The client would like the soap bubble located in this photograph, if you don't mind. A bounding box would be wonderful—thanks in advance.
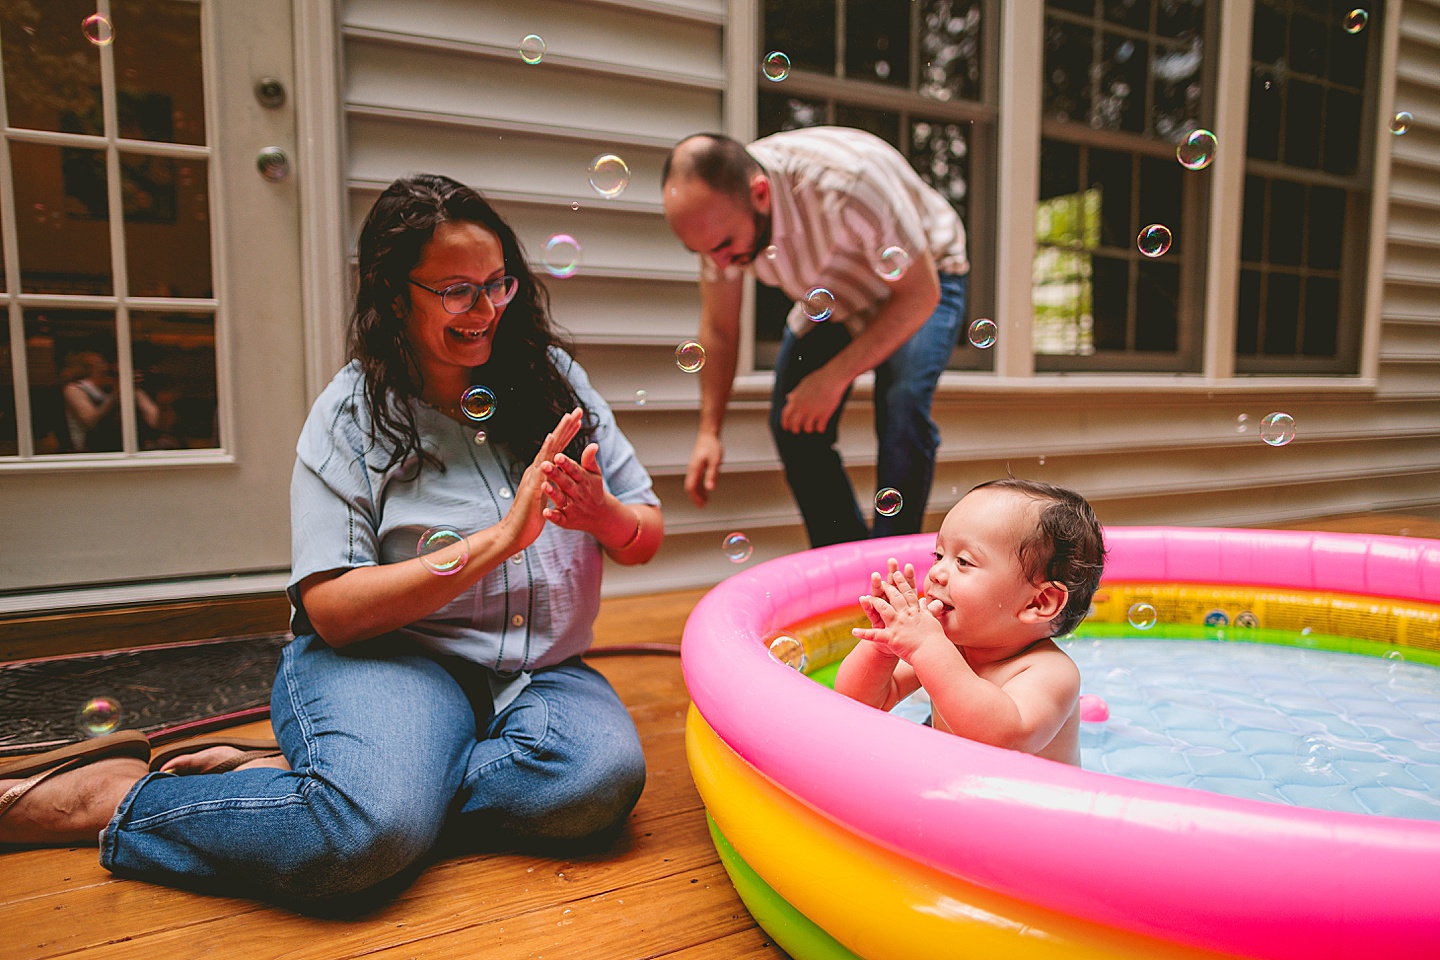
[474,430,487,445]
[1138,224,1172,257]
[675,340,706,373]
[767,635,808,672]
[1384,648,1406,662]
[722,531,753,563]
[875,245,912,281]
[1390,111,1412,135]
[542,234,582,278]
[587,154,630,199]
[1236,413,1249,433]
[1176,129,1217,170]
[968,318,997,348]
[762,51,791,81]
[460,385,497,421]
[82,13,114,45]
[499,486,512,499]
[874,487,903,517]
[634,389,647,406]
[77,696,122,736]
[570,201,579,211]
[1127,602,1158,630]
[762,245,778,261]
[1296,735,1337,776]
[1343,9,1368,33]
[803,287,835,322]
[418,526,469,575]
[519,34,546,64]
[1260,412,1295,446]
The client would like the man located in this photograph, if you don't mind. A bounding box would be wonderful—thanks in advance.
[661,127,970,547]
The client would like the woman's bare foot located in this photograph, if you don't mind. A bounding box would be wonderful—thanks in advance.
[160,746,290,775]
[0,757,148,846]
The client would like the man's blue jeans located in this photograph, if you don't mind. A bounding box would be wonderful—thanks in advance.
[770,272,968,547]
[99,633,646,902]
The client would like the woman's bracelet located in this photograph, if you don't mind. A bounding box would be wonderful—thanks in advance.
[616,510,643,551]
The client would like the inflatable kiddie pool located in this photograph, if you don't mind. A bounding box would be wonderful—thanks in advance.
[682,527,1440,960]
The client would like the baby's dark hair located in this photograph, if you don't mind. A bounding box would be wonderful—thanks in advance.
[969,478,1106,637]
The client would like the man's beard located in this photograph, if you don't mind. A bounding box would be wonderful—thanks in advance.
[733,209,772,267]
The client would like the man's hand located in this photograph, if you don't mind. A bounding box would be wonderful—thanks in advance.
[684,432,723,507]
[779,367,849,434]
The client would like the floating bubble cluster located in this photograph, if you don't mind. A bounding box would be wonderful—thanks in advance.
[722,531,753,563]
[968,318,997,348]
[460,385,497,422]
[1343,8,1368,33]
[767,635,808,672]
[519,34,546,64]
[1138,224,1173,257]
[1390,111,1412,135]
[587,154,630,199]
[1176,129,1217,170]
[676,340,706,373]
[875,245,912,281]
[1127,602,1158,630]
[542,234,582,278]
[82,13,114,46]
[418,526,468,575]
[1260,412,1295,446]
[77,696,122,737]
[762,51,790,82]
[803,287,835,322]
[874,487,903,517]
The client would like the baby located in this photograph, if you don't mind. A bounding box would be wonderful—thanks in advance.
[835,479,1105,765]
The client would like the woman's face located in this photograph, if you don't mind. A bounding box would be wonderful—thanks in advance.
[403,220,509,391]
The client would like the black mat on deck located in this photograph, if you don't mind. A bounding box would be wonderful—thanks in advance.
[0,633,290,756]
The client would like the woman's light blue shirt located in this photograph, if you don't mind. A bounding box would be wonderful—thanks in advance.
[287,351,659,711]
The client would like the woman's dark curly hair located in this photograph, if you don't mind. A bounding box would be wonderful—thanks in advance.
[970,478,1107,637]
[349,173,593,477]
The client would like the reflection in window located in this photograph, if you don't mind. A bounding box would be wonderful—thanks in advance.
[130,313,218,450]
[1034,188,1100,355]
[12,142,115,296]
[23,309,119,455]
[0,0,103,135]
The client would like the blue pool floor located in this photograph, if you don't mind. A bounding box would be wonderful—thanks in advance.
[891,637,1440,822]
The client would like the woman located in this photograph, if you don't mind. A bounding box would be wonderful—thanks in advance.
[0,174,664,902]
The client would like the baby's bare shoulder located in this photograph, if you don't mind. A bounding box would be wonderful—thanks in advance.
[996,639,1080,687]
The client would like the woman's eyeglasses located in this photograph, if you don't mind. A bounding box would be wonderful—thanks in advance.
[408,276,519,313]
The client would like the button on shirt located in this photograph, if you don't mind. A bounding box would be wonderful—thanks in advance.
[287,351,660,712]
[703,126,969,338]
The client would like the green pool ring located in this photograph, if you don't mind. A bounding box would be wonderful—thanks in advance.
[707,813,861,960]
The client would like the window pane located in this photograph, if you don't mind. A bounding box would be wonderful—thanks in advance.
[1247,66,1282,161]
[1039,138,1082,204]
[111,0,206,145]
[1307,185,1344,270]
[758,91,826,135]
[1283,78,1324,169]
[25,308,118,454]
[1236,268,1261,354]
[1264,273,1300,355]
[1097,32,1147,132]
[1091,255,1129,350]
[1044,17,1093,123]
[1329,13,1369,87]
[1267,179,1304,266]
[1153,36,1203,138]
[1090,148,1132,248]
[1,0,103,135]
[1240,174,1265,263]
[846,0,909,87]
[1323,87,1361,175]
[1156,0,1205,39]
[1033,247,1096,355]
[131,312,217,449]
[1289,10,1327,77]
[763,0,835,76]
[919,0,984,103]
[12,142,114,296]
[910,118,971,210]
[0,218,6,291]
[833,104,900,148]
[1302,276,1338,356]
[1136,259,1179,351]
[1105,0,1150,30]
[0,314,14,456]
[122,154,213,298]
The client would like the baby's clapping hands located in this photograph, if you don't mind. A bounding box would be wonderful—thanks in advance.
[854,558,950,663]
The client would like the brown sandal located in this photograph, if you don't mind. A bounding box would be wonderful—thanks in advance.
[149,736,282,774]
[0,731,151,820]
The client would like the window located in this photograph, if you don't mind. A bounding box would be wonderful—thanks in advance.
[0,0,219,458]
[1035,0,1212,371]
[1236,0,1379,374]
[754,0,997,370]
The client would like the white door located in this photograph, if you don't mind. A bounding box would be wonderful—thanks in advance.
[0,0,308,594]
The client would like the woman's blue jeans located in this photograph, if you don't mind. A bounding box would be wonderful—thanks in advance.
[770,272,968,547]
[99,634,646,902]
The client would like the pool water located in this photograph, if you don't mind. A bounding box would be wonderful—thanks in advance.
[892,638,1440,822]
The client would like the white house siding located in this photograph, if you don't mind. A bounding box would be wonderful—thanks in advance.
[340,0,1440,597]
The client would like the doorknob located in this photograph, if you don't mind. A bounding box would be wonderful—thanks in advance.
[254,77,287,109]
[256,146,291,182]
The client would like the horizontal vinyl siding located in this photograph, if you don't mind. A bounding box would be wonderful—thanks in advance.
[342,0,1440,598]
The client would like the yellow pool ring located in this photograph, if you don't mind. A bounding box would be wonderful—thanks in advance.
[688,707,1231,960]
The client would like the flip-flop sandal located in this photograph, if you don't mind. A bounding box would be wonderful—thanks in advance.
[149,736,283,774]
[0,731,152,820]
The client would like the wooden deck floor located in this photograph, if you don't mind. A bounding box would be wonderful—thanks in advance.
[3,511,1438,960]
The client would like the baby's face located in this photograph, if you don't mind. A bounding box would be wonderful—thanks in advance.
[923,489,1043,648]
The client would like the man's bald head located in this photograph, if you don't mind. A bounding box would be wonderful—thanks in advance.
[662,133,761,203]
